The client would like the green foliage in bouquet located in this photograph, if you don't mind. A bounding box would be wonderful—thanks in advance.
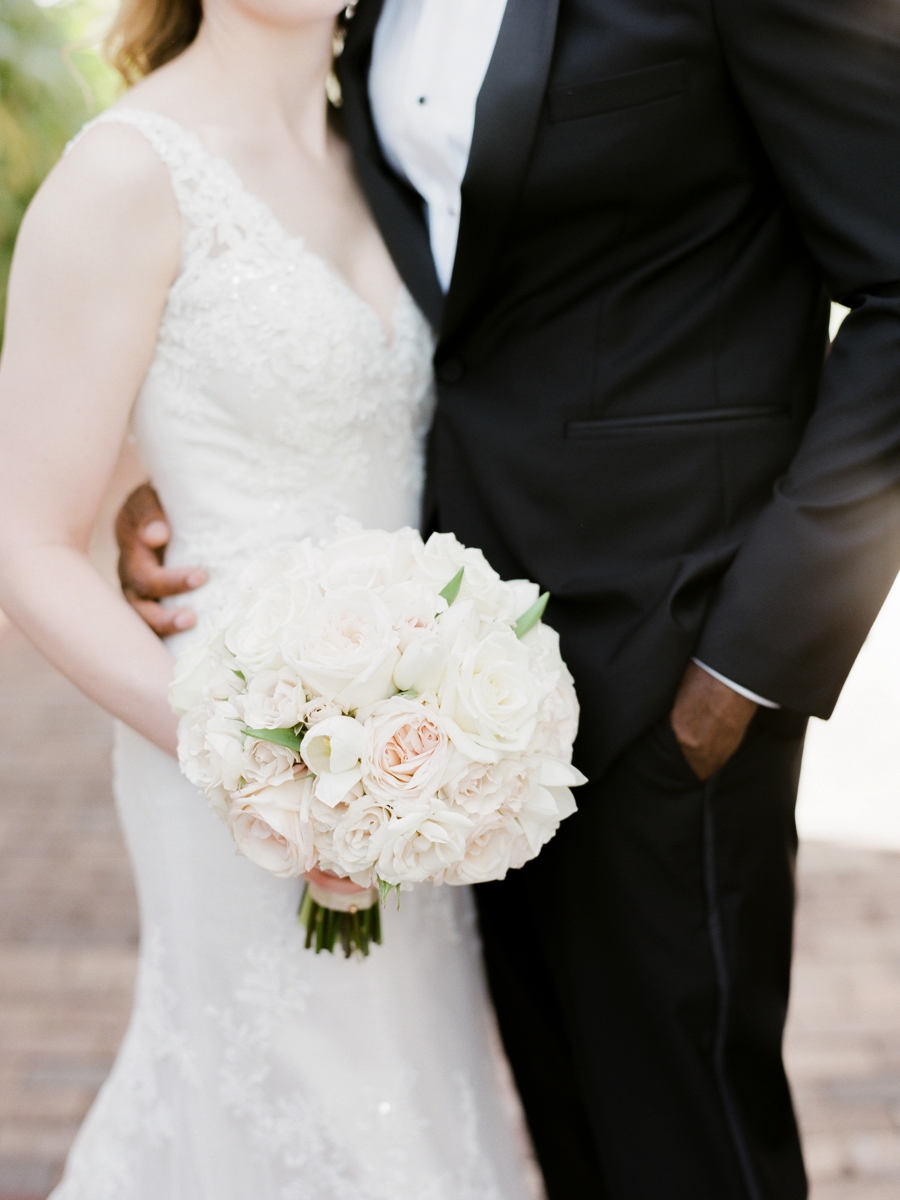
[0,0,118,340]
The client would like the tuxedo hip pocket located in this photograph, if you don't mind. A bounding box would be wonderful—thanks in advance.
[637,717,703,792]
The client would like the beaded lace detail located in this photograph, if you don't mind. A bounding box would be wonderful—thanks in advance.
[50,112,537,1200]
[67,108,436,592]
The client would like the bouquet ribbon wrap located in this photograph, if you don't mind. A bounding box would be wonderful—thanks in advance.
[305,881,378,912]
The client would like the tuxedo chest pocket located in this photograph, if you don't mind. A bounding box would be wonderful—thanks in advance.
[547,60,688,123]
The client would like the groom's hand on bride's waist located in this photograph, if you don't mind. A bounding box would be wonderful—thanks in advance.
[116,483,206,637]
[669,661,757,782]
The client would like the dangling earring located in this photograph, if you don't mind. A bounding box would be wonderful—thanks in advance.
[326,1,359,108]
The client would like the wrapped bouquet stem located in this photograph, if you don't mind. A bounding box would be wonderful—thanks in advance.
[299,879,381,957]
[172,522,586,958]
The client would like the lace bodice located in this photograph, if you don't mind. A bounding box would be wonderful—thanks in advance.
[71,107,435,599]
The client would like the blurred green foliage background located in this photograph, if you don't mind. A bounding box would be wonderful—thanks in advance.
[1,0,118,335]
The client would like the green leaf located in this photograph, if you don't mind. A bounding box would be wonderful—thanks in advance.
[243,726,304,753]
[378,878,402,909]
[439,567,464,605]
[513,592,550,639]
[232,669,246,681]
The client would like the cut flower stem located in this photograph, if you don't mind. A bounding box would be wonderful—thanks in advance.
[298,884,382,958]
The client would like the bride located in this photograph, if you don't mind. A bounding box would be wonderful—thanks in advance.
[0,0,538,1196]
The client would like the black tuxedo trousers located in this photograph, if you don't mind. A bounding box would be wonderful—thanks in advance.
[339,0,900,1194]
[476,710,808,1200]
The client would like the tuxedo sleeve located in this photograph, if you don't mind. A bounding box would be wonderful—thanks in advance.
[695,0,900,716]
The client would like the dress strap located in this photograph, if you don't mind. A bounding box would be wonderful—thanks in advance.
[65,108,261,265]
[67,109,213,215]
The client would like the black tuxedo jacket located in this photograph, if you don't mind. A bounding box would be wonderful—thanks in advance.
[341,0,900,778]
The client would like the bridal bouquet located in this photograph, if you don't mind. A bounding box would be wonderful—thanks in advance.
[171,522,585,957]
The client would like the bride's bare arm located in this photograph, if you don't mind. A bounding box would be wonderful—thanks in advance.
[0,123,183,754]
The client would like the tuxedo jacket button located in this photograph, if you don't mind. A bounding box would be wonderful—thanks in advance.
[438,358,465,384]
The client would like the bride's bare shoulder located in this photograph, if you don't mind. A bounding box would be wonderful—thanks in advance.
[49,110,174,212]
[17,110,180,280]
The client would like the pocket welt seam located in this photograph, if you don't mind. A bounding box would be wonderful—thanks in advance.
[547,60,688,123]
[566,406,788,438]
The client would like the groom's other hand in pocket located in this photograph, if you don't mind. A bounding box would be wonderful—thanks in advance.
[116,483,206,637]
[669,661,757,781]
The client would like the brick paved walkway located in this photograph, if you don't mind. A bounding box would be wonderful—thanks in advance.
[2,622,900,1198]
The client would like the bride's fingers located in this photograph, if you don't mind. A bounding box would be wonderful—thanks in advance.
[123,589,197,637]
[306,866,367,895]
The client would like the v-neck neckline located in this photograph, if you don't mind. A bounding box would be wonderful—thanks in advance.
[112,106,406,347]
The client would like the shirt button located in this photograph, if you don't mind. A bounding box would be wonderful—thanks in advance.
[418,96,427,105]
[438,358,465,384]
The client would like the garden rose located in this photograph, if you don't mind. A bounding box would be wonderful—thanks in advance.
[372,803,472,885]
[362,697,457,807]
[169,625,225,715]
[227,777,315,878]
[282,587,400,711]
[298,696,343,726]
[442,756,530,817]
[238,737,299,790]
[445,813,520,884]
[224,578,317,672]
[239,666,307,730]
[331,794,392,881]
[383,580,444,650]
[318,522,422,592]
[178,699,245,795]
[438,627,545,758]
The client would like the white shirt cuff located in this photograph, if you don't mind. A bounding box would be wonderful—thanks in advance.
[691,659,781,709]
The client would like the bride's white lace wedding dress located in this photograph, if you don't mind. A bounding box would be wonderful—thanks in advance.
[50,108,537,1200]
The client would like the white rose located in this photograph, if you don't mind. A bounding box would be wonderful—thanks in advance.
[441,756,530,817]
[169,625,226,715]
[412,532,527,621]
[300,715,366,805]
[238,737,300,790]
[298,695,343,726]
[227,776,316,878]
[371,803,472,885]
[178,699,245,795]
[239,666,307,730]
[382,580,445,650]
[438,627,545,759]
[206,663,246,705]
[362,696,457,808]
[529,677,581,759]
[445,813,520,885]
[282,587,400,712]
[318,522,423,592]
[330,794,392,881]
[224,578,317,673]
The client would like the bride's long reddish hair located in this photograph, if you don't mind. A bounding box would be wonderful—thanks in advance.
[105,0,203,85]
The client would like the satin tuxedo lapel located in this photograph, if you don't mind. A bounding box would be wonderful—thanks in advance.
[339,0,444,329]
[441,0,561,339]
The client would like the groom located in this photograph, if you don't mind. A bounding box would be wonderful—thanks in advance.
[116,0,900,1196]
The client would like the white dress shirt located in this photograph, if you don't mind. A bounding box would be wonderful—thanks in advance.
[369,0,508,292]
[368,0,778,710]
